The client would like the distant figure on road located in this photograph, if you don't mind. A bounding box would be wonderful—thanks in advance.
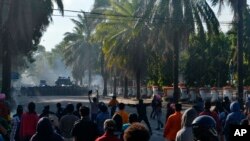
[88,90,99,122]
[108,96,119,117]
[136,99,152,134]
[155,98,163,130]
[150,95,157,119]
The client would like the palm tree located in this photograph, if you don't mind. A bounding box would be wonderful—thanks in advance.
[94,0,149,99]
[62,12,98,87]
[145,0,220,102]
[0,0,63,100]
[211,0,246,107]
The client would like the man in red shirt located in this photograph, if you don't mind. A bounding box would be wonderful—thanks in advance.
[164,103,182,141]
[95,119,121,141]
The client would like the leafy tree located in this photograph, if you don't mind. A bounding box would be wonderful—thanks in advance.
[0,0,63,99]
[145,0,220,102]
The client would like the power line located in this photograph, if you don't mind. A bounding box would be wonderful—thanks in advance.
[0,1,235,25]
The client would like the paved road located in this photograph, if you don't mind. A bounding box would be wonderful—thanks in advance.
[13,95,192,141]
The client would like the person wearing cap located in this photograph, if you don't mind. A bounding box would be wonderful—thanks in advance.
[192,115,219,141]
[10,105,23,141]
[199,100,221,136]
[95,119,121,141]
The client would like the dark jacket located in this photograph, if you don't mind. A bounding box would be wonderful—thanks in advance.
[71,117,98,141]
[30,117,63,141]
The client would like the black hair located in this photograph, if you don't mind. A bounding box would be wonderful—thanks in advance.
[28,102,36,113]
[118,103,125,110]
[175,103,182,112]
[79,106,90,117]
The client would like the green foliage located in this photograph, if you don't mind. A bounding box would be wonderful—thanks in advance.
[183,33,231,87]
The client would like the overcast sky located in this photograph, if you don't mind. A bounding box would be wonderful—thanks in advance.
[40,0,249,51]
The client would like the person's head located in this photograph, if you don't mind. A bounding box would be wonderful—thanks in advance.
[129,113,138,124]
[181,108,197,128]
[100,104,108,113]
[139,99,143,104]
[79,106,90,117]
[224,96,230,103]
[104,119,116,132]
[123,123,150,141]
[0,93,6,102]
[118,103,125,110]
[204,100,211,110]
[36,117,54,137]
[112,96,116,99]
[76,103,82,110]
[230,101,241,112]
[192,115,218,141]
[175,103,182,112]
[93,97,97,103]
[28,102,36,113]
[112,113,123,131]
[56,103,61,108]
[66,103,74,114]
[16,105,23,115]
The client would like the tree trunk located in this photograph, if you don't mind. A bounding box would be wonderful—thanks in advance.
[1,32,11,101]
[237,0,244,107]
[173,31,180,103]
[100,51,107,96]
[136,70,141,100]
[88,69,92,88]
[103,74,108,96]
[113,75,117,97]
[124,76,128,98]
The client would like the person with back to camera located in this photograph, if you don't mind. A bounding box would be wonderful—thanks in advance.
[115,103,129,124]
[136,99,152,134]
[108,96,119,117]
[19,102,39,141]
[192,115,219,141]
[176,108,197,141]
[123,123,150,141]
[71,106,99,141]
[95,119,121,141]
[88,90,99,122]
[164,103,182,141]
[30,117,63,141]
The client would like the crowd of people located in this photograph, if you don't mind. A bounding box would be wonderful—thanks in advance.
[0,91,250,141]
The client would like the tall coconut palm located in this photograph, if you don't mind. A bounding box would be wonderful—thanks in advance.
[94,0,149,99]
[0,0,63,100]
[62,13,98,86]
[145,0,220,102]
[211,0,246,107]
